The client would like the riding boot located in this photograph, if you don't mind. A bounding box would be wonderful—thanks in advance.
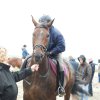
[58,71,66,97]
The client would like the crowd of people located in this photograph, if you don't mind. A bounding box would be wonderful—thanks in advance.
[68,55,98,100]
[1,45,99,100]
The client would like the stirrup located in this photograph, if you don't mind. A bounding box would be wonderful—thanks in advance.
[57,86,66,97]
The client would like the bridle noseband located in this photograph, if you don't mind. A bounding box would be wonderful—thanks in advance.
[33,44,47,53]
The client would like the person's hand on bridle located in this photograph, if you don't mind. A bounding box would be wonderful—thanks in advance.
[31,64,39,72]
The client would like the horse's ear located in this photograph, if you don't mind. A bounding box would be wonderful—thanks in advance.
[47,18,55,27]
[31,15,38,26]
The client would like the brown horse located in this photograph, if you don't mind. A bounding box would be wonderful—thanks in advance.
[8,57,22,68]
[22,16,88,100]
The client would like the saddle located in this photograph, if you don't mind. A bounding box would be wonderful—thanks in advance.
[49,58,69,90]
[49,58,68,77]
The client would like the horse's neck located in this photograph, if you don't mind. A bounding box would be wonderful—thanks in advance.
[30,55,49,73]
[39,56,49,73]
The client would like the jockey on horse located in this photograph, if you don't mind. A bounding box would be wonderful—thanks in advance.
[39,15,66,96]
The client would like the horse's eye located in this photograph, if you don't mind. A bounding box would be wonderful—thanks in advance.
[47,34,49,38]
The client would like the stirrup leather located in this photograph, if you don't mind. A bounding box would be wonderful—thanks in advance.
[57,84,66,97]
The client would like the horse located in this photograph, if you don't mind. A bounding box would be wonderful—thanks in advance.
[8,57,22,69]
[22,16,88,100]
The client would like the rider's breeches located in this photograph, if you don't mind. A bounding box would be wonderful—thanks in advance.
[56,53,64,71]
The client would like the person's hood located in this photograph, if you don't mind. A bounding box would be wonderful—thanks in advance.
[78,55,86,62]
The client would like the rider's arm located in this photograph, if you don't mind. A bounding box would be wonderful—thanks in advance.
[51,34,65,55]
[49,27,65,55]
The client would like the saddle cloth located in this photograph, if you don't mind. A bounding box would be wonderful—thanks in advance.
[49,58,69,77]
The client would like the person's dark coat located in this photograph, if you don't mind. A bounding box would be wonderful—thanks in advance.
[47,26,65,58]
[69,58,79,71]
[88,61,96,96]
[89,62,95,74]
[89,62,96,82]
[0,63,32,100]
[78,62,92,85]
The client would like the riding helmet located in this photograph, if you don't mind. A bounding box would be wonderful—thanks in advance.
[39,15,51,23]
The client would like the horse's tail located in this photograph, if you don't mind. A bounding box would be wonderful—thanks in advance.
[71,71,89,96]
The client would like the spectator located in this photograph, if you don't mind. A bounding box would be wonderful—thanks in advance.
[22,45,29,59]
[98,59,100,82]
[68,56,79,100]
[0,47,39,100]
[68,56,79,72]
[77,55,92,100]
[88,58,96,96]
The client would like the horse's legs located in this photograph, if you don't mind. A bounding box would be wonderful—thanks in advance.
[23,93,30,100]
[64,92,70,100]
[49,95,56,100]
[64,85,73,100]
[23,91,33,100]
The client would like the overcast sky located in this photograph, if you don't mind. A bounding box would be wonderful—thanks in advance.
[0,0,100,61]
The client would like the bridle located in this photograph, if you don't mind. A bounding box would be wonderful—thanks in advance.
[33,25,50,76]
[24,25,50,86]
[33,44,47,53]
[33,24,50,54]
[33,44,50,77]
[24,45,50,86]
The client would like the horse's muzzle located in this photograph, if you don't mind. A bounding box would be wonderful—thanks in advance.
[34,53,43,63]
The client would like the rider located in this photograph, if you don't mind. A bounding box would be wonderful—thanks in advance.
[39,15,66,96]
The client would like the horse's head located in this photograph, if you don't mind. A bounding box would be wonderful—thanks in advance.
[31,15,54,63]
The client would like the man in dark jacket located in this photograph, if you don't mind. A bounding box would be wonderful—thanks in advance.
[39,15,65,96]
[88,58,96,96]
